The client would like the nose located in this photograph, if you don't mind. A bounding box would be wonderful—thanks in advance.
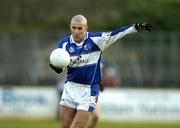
[74,29,79,34]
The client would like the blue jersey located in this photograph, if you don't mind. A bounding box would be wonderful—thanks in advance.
[57,24,137,86]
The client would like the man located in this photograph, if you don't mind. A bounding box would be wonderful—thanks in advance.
[50,14,152,128]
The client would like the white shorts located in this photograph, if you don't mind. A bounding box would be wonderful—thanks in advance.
[60,81,99,112]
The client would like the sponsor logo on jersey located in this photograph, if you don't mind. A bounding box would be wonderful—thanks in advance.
[70,55,89,66]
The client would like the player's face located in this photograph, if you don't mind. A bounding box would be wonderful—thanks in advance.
[70,21,88,43]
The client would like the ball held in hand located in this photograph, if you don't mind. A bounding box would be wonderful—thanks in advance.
[50,48,70,68]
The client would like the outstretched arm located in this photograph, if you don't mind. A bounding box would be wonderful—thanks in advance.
[106,23,152,47]
[92,23,152,51]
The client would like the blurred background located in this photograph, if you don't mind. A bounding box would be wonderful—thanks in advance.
[0,0,180,128]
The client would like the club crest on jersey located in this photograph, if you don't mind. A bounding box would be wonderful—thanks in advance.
[84,44,91,51]
[68,47,75,53]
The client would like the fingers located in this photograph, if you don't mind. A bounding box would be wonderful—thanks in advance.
[146,24,152,32]
[49,63,53,67]
[140,23,152,32]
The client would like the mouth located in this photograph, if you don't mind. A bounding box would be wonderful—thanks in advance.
[73,35,81,41]
[73,36,79,39]
[73,34,80,37]
[72,36,84,43]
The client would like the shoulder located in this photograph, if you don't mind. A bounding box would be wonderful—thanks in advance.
[58,35,70,48]
[88,32,102,38]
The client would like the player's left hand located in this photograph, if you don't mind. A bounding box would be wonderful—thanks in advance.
[135,23,152,32]
[49,63,63,74]
[99,82,105,92]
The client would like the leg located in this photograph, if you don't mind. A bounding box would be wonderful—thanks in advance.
[87,104,100,128]
[71,110,91,128]
[60,105,76,128]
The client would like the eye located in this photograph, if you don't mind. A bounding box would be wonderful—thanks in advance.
[72,26,76,30]
[78,27,83,30]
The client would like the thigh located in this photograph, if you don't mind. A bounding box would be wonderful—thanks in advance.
[93,103,100,118]
[87,104,100,128]
[60,105,76,128]
[71,110,91,128]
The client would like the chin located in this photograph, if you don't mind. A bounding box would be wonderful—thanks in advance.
[74,38,82,43]
[74,39,79,42]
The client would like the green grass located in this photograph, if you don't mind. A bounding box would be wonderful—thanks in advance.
[0,119,59,128]
[0,119,180,128]
[97,121,180,128]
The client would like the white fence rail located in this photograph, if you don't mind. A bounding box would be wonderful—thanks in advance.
[0,86,180,121]
[0,86,58,118]
[99,88,180,121]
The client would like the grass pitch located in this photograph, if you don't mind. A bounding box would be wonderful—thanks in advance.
[0,119,180,128]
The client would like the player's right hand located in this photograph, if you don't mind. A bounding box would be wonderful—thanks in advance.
[49,63,63,74]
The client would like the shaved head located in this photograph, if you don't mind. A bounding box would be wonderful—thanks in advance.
[71,15,87,25]
[70,15,88,43]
